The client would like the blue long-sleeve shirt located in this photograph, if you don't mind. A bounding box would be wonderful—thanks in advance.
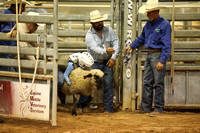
[130,16,171,63]
[86,26,120,62]
[0,7,17,46]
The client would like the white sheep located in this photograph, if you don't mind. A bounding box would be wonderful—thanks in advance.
[61,67,104,115]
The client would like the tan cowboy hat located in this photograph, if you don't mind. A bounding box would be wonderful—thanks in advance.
[4,0,32,7]
[90,10,108,23]
[138,0,166,14]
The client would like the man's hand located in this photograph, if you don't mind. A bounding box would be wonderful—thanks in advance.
[156,62,164,70]
[37,68,44,74]
[106,58,115,68]
[124,45,132,54]
[106,47,115,54]
[12,30,17,38]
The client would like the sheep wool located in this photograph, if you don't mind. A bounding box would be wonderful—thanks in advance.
[62,67,104,97]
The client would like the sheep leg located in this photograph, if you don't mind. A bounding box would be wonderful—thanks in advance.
[71,94,78,116]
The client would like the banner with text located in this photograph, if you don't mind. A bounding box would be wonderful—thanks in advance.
[0,81,50,121]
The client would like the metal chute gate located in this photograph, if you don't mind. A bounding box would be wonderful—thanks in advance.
[0,0,200,126]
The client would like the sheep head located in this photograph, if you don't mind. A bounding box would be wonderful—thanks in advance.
[83,69,104,90]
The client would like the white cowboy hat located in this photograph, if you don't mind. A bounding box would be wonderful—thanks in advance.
[138,0,166,14]
[4,0,32,7]
[90,10,108,23]
[27,12,44,26]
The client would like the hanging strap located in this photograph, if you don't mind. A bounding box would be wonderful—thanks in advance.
[171,0,175,95]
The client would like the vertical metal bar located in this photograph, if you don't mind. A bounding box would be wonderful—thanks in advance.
[118,0,123,104]
[186,71,189,104]
[43,24,47,75]
[83,20,85,31]
[123,0,135,110]
[115,0,120,105]
[122,0,130,110]
[68,21,72,42]
[113,0,118,106]
[52,0,58,126]
[46,24,52,48]
[137,0,143,109]
[83,20,86,41]
[110,0,114,29]
[131,0,137,111]
[46,24,52,36]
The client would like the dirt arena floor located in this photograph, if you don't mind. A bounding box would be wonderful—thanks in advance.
[0,104,200,133]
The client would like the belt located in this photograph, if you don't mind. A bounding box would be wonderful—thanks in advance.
[95,60,108,63]
[95,61,104,63]
[147,49,161,53]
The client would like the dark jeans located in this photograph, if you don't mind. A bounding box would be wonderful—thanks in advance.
[57,68,66,103]
[78,61,114,113]
[140,52,166,113]
[58,68,65,91]
[0,54,16,72]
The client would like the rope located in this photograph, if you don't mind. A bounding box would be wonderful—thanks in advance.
[15,0,40,100]
[171,0,175,95]
[6,25,17,37]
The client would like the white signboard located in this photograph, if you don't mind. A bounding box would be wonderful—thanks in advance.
[0,81,50,121]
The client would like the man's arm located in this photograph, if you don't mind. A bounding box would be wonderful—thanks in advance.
[159,22,172,64]
[129,27,145,49]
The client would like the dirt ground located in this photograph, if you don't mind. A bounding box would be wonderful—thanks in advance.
[0,105,200,133]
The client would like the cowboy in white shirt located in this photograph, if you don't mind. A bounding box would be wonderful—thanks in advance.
[18,12,44,74]
[77,10,120,114]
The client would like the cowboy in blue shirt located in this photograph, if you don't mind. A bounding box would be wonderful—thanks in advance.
[124,0,171,116]
[0,0,32,123]
[0,0,31,71]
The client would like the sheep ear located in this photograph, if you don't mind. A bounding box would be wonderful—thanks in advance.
[83,73,92,79]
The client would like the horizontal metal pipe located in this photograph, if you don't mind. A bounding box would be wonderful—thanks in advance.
[1,13,199,23]
[58,14,112,21]
[58,49,87,52]
[27,6,54,9]
[30,0,112,2]
[0,58,54,70]
[140,66,200,71]
[0,46,54,56]
[58,41,86,48]
[0,14,53,24]
[58,30,87,37]
[0,33,53,43]
[141,13,200,21]
[174,41,200,49]
[175,30,200,38]
[57,29,200,38]
[0,71,53,80]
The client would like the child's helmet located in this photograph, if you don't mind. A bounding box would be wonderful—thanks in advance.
[78,52,94,68]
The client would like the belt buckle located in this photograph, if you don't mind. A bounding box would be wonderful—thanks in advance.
[148,49,160,53]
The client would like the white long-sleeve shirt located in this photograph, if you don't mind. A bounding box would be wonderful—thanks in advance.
[18,23,36,60]
[85,26,120,62]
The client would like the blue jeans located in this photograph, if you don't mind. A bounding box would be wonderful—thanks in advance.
[140,52,166,113]
[78,61,114,113]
